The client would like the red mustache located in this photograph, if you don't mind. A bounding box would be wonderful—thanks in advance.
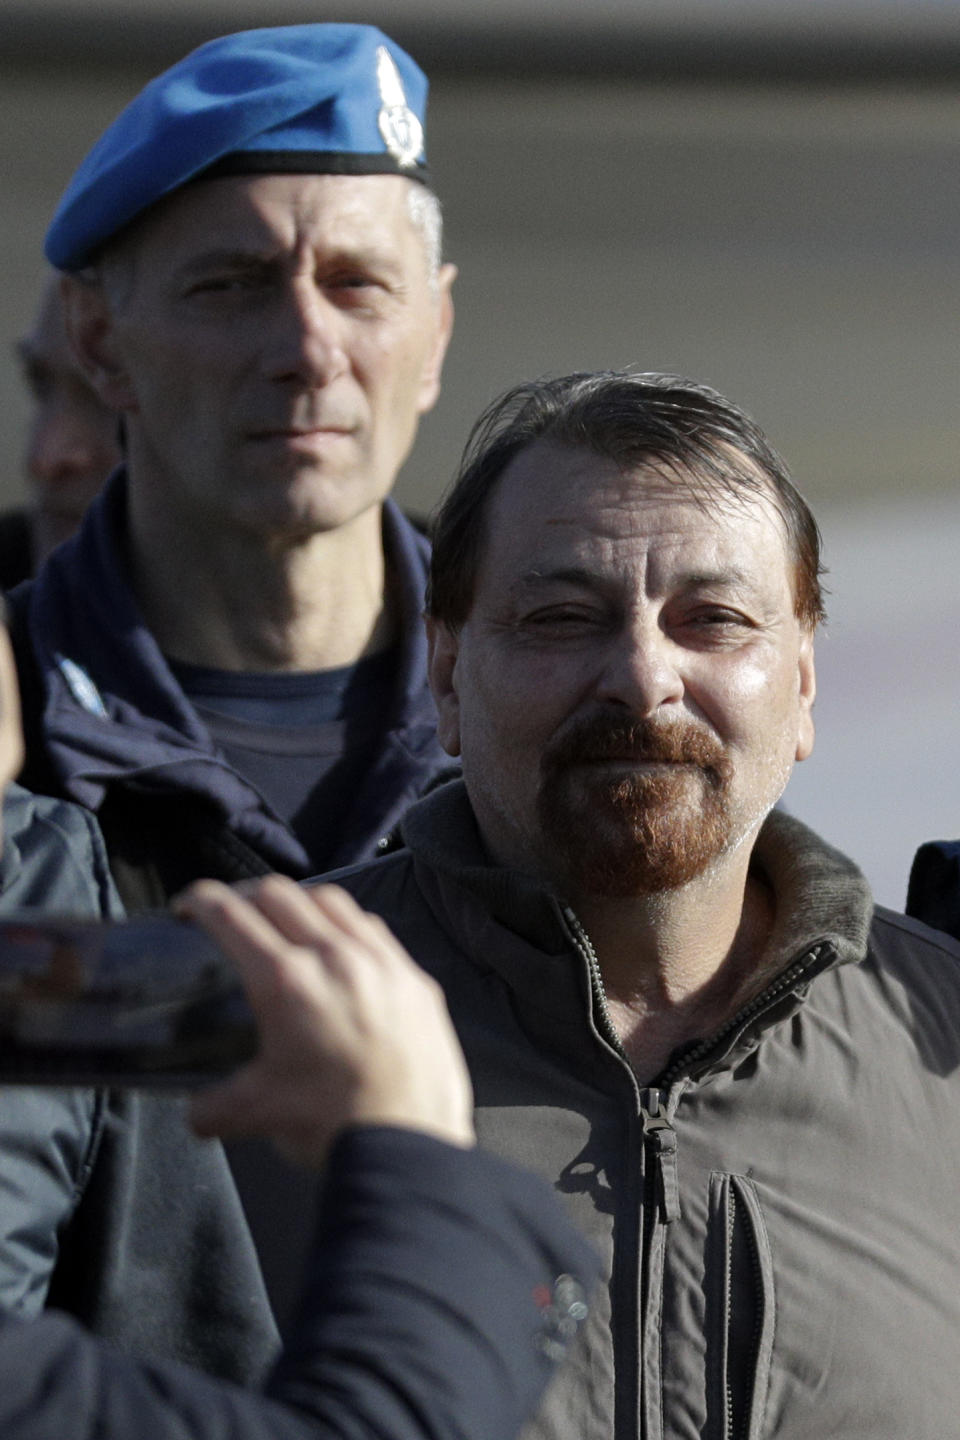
[542,715,728,781]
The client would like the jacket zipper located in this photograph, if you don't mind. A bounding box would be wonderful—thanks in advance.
[562,905,679,1440]
[561,909,835,1089]
[561,908,836,1440]
[655,940,835,1090]
[560,904,623,1056]
[725,1198,736,1440]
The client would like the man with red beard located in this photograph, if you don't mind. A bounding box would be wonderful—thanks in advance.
[323,369,960,1440]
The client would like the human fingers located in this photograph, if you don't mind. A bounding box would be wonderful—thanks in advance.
[177,877,474,1160]
[230,880,438,1030]
[174,878,315,1014]
[234,876,406,980]
[176,882,346,1159]
[177,878,429,1059]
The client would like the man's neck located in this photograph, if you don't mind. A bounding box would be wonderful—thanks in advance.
[570,860,776,1083]
[128,502,395,673]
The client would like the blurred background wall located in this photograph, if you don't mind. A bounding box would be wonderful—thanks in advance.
[2,0,959,908]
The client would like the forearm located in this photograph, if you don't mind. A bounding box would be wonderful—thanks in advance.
[0,1128,596,1440]
[271,1127,596,1440]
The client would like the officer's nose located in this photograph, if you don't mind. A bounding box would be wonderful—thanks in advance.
[263,279,349,389]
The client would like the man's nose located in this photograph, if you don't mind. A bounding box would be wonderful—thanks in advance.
[263,279,349,387]
[593,625,685,718]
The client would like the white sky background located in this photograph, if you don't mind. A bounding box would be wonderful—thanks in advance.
[782,492,960,911]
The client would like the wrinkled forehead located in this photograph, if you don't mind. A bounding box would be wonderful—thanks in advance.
[98,170,426,294]
[483,439,791,568]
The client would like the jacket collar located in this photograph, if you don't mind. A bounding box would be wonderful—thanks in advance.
[25,469,439,873]
[400,779,875,1022]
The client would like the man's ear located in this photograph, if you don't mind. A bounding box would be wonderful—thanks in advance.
[426,615,462,758]
[795,628,816,763]
[60,274,138,413]
[416,263,456,417]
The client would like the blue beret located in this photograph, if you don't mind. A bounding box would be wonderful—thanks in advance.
[45,23,431,271]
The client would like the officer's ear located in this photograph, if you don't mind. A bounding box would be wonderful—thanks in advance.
[60,273,138,414]
[414,263,456,418]
[425,616,461,758]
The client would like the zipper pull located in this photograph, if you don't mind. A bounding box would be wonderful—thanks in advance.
[641,1090,680,1223]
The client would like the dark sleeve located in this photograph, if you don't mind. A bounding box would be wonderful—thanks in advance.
[0,1128,597,1440]
[271,1126,597,1438]
[0,787,122,1320]
[906,840,960,940]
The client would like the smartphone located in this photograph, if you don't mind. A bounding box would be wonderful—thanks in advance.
[0,911,256,1087]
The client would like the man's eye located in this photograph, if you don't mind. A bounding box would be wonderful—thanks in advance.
[187,273,257,296]
[327,273,385,299]
[686,608,753,635]
[522,608,601,630]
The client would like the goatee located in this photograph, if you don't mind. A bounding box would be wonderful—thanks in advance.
[538,713,734,898]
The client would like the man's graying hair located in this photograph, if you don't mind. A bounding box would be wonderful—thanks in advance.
[406,185,443,285]
[426,369,826,629]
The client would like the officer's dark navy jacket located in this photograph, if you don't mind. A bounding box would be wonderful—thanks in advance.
[9,468,450,912]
